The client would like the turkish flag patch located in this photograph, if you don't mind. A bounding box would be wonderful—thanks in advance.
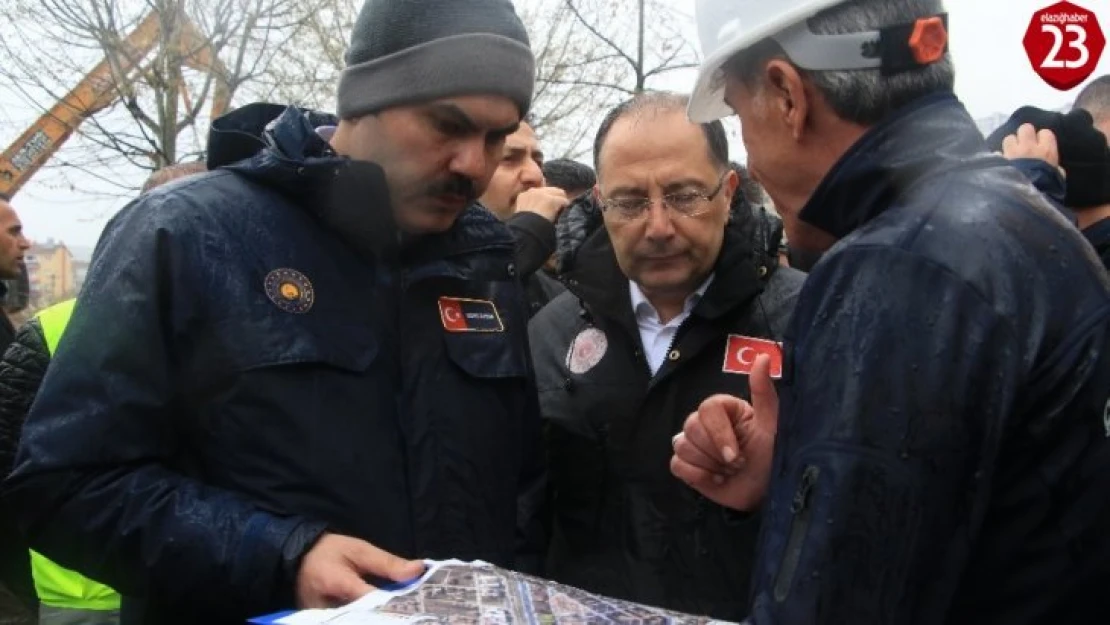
[438,296,504,332]
[722,335,783,378]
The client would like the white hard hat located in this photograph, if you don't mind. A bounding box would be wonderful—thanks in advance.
[688,0,949,123]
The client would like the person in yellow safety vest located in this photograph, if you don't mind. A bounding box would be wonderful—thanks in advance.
[0,299,120,625]
[0,163,206,625]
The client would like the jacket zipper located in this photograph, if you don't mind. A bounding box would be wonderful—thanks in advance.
[392,265,419,551]
[647,318,692,384]
[773,465,820,602]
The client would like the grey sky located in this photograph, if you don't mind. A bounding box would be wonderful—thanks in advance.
[2,0,1107,254]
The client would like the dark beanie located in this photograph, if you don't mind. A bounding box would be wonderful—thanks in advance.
[986,106,1110,209]
[337,0,535,119]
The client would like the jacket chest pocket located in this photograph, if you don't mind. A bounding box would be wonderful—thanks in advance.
[441,331,529,380]
[432,330,532,440]
[223,314,376,372]
[184,313,384,487]
[187,313,379,403]
[760,445,921,623]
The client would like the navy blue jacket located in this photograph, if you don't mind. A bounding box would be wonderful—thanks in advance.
[749,94,1110,625]
[3,105,544,624]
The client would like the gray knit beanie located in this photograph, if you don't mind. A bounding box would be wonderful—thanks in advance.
[337,0,535,119]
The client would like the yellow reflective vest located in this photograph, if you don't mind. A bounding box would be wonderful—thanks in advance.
[30,299,120,610]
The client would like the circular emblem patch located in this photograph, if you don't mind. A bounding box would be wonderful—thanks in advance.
[264,268,315,314]
[565,327,608,375]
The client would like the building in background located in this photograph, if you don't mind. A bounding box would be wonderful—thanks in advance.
[73,260,90,292]
[70,245,93,293]
[26,239,76,307]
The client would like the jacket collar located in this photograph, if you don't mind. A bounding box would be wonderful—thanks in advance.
[564,221,766,328]
[799,92,991,239]
[630,273,713,322]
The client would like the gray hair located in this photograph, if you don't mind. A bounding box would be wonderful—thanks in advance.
[724,0,955,126]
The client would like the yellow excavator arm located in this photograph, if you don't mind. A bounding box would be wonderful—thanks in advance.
[0,11,231,198]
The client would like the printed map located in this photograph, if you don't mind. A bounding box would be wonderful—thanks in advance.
[271,560,733,625]
[376,563,722,625]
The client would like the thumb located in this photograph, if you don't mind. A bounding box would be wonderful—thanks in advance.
[351,543,426,583]
[750,354,779,429]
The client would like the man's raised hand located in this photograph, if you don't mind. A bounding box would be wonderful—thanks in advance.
[671,353,779,510]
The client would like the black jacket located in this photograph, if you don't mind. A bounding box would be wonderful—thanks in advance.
[3,104,544,625]
[506,211,566,317]
[528,207,804,620]
[749,93,1110,625]
[0,319,47,478]
[0,312,40,618]
[0,283,14,355]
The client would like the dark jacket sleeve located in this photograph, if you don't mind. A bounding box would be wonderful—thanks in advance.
[507,212,557,279]
[750,246,1023,625]
[2,199,326,615]
[0,319,49,478]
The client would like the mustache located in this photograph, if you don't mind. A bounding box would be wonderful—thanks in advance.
[426,176,477,202]
[638,241,685,257]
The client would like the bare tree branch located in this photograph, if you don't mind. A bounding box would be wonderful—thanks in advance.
[0,0,315,196]
[563,0,637,70]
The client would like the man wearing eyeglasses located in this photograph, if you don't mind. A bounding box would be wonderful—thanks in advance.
[525,92,804,621]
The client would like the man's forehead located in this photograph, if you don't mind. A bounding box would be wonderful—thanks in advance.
[600,110,714,179]
[0,200,17,224]
[505,123,539,148]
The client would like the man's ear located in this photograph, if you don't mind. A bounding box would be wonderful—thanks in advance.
[722,168,741,206]
[726,168,741,194]
[764,59,810,142]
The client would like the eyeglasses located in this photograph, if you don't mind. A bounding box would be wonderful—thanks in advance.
[600,172,728,222]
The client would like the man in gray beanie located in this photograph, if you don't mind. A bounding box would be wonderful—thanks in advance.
[5,1,546,623]
[331,0,536,233]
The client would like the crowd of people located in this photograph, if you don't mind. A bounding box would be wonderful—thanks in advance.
[1,0,1109,624]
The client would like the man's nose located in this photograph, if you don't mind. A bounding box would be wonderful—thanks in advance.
[643,200,676,240]
[520,158,544,190]
[449,139,493,184]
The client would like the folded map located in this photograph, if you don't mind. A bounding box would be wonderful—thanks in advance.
[254,559,737,625]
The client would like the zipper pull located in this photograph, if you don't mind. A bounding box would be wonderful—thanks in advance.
[791,466,819,514]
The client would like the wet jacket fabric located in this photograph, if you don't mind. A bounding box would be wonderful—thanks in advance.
[3,104,543,625]
[529,205,804,620]
[1006,157,1075,224]
[748,93,1110,625]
